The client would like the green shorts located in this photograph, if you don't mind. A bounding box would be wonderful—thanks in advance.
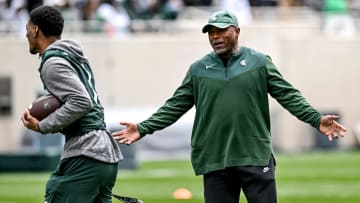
[44,156,118,203]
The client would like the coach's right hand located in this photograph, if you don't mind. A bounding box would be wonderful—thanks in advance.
[112,122,141,145]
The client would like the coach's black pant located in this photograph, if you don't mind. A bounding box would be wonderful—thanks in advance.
[203,156,277,203]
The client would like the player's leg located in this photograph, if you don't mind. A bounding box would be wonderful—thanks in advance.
[241,156,277,203]
[203,168,241,203]
[44,156,118,203]
[93,161,118,203]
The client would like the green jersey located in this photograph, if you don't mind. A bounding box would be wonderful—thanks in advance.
[39,49,106,139]
[138,46,322,175]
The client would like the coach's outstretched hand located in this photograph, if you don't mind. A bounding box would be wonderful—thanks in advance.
[112,122,141,145]
[319,115,347,141]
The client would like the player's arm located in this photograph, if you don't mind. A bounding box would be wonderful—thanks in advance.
[38,58,93,134]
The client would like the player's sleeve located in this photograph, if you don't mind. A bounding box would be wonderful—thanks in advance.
[38,57,93,134]
[265,57,322,129]
[137,69,194,137]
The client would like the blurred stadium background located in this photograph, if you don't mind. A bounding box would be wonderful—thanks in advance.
[0,0,360,202]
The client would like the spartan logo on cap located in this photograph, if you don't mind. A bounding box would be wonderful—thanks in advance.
[210,15,217,21]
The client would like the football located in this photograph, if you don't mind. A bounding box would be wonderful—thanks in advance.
[28,94,62,121]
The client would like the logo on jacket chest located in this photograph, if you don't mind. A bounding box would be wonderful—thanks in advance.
[205,64,216,69]
[240,60,247,66]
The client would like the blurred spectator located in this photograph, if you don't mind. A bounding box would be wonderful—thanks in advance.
[45,0,72,9]
[96,0,131,36]
[0,0,184,34]
[278,0,303,6]
[123,0,182,20]
[322,0,356,37]
[159,0,184,20]
[303,0,322,11]
[122,0,161,20]
[122,0,149,20]
[76,0,100,32]
[123,0,183,32]
[2,0,29,34]
[220,0,253,25]
[45,0,74,21]
[183,0,213,6]
[77,0,99,21]
[249,0,278,6]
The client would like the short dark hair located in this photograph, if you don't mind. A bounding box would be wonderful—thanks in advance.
[29,6,64,37]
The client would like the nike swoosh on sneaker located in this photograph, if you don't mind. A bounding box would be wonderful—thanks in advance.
[263,166,271,173]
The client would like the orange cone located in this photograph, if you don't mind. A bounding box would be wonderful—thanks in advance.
[173,187,192,200]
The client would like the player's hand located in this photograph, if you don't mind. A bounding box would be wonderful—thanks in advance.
[319,115,347,141]
[21,109,40,132]
[112,122,141,145]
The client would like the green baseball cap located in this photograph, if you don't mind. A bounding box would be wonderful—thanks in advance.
[202,10,239,33]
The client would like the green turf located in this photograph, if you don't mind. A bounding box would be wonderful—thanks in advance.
[0,151,359,203]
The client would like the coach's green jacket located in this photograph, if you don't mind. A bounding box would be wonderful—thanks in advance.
[137,46,322,175]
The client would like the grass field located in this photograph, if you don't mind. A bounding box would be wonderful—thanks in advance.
[0,151,360,203]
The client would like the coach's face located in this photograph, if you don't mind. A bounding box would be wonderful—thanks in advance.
[25,21,40,54]
[208,26,240,58]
